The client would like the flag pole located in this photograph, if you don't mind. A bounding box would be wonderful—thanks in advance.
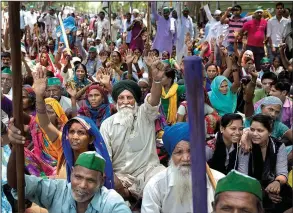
[8,1,25,212]
[184,56,207,213]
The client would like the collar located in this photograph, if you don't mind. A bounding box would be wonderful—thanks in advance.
[272,15,286,22]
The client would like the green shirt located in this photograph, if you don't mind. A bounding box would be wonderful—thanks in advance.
[161,85,186,116]
[253,89,267,104]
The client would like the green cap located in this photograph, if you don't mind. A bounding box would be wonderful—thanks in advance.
[88,46,97,53]
[215,170,263,201]
[260,57,270,64]
[183,7,189,12]
[2,67,12,75]
[47,77,61,86]
[255,6,264,13]
[75,151,106,173]
[163,7,170,13]
[30,5,34,9]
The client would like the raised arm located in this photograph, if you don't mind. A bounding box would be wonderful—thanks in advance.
[244,66,258,117]
[151,2,160,21]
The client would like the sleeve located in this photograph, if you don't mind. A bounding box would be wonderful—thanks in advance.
[105,190,132,213]
[204,103,214,115]
[12,175,65,209]
[141,180,162,213]
[177,104,186,116]
[276,121,289,138]
[276,144,288,178]
[140,94,161,122]
[236,152,250,175]
[242,21,249,32]
[266,19,272,37]
[206,146,214,161]
[1,96,13,118]
[203,5,214,22]
[100,122,113,161]
[151,2,160,21]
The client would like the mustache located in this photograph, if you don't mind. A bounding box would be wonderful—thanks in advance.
[119,104,134,109]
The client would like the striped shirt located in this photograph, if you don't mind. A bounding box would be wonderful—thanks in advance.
[228,17,247,43]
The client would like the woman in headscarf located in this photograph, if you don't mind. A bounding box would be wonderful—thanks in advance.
[129,17,145,52]
[208,75,238,116]
[238,114,291,213]
[78,84,115,128]
[22,84,36,116]
[55,16,77,48]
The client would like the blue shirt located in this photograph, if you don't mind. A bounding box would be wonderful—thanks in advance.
[13,175,131,213]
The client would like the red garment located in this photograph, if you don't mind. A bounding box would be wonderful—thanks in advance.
[242,18,267,47]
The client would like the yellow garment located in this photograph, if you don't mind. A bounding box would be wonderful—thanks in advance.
[288,170,292,187]
[162,83,178,124]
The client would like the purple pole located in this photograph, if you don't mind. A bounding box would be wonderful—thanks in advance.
[184,56,207,213]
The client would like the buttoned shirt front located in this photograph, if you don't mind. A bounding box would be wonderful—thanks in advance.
[267,16,290,47]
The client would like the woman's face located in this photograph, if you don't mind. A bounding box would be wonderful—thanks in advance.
[162,51,169,60]
[206,65,217,80]
[250,121,270,145]
[111,52,120,64]
[219,80,228,95]
[221,120,244,144]
[22,90,32,110]
[138,81,149,94]
[133,49,141,58]
[273,58,280,68]
[109,43,115,51]
[88,89,103,108]
[40,53,47,66]
[76,65,86,80]
[261,104,281,120]
[161,72,172,87]
[68,122,91,152]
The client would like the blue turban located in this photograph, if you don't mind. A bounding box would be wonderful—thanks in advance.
[162,122,190,155]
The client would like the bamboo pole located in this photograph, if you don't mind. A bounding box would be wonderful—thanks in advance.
[8,2,25,213]
[206,163,217,190]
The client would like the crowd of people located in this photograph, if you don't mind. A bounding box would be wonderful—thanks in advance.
[1,2,293,213]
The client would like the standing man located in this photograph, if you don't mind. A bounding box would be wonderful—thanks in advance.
[25,5,38,36]
[267,2,290,62]
[182,7,194,39]
[111,13,121,43]
[240,7,267,71]
[38,6,58,40]
[96,11,110,41]
[20,5,27,36]
[123,12,132,46]
[151,4,175,55]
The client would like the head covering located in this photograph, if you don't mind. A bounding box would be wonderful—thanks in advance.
[62,116,114,189]
[163,7,170,13]
[47,77,61,87]
[56,16,77,46]
[2,67,12,75]
[133,9,139,14]
[183,7,189,12]
[78,85,111,128]
[88,46,97,53]
[23,85,36,106]
[241,50,254,67]
[260,57,270,64]
[215,170,263,201]
[75,151,105,173]
[255,96,283,118]
[208,76,237,116]
[138,78,149,86]
[29,5,34,9]
[255,6,264,13]
[72,57,81,65]
[112,80,142,103]
[73,64,90,88]
[214,10,222,15]
[163,122,190,155]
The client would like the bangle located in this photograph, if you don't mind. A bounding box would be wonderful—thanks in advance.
[153,80,162,84]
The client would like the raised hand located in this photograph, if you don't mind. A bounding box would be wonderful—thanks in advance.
[151,59,166,82]
[210,37,216,47]
[32,65,47,97]
[100,69,111,86]
[132,55,139,64]
[66,85,77,99]
[218,35,224,45]
[125,49,135,64]
[201,41,209,53]
[144,52,156,67]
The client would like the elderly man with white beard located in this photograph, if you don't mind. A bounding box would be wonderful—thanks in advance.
[100,60,167,203]
[141,122,225,213]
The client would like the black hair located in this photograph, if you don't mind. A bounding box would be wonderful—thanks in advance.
[75,63,88,79]
[276,2,284,9]
[99,11,105,16]
[126,12,131,16]
[277,71,292,81]
[250,114,273,133]
[112,51,122,62]
[261,72,277,83]
[165,68,176,85]
[233,5,242,11]
[206,64,219,73]
[46,71,54,78]
[272,81,291,94]
[220,113,243,128]
[1,52,11,58]
[152,49,160,56]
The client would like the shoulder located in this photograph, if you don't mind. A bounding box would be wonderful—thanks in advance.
[99,187,131,211]
[210,169,225,181]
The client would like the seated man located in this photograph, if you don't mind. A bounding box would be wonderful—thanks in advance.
[212,170,264,213]
[141,122,225,213]
[7,151,131,213]
[100,60,167,201]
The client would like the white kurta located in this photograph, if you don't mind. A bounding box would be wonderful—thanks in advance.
[100,94,164,195]
[110,18,121,42]
[141,167,225,213]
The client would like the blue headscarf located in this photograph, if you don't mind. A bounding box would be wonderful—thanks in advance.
[73,64,90,89]
[163,122,190,155]
[56,16,77,47]
[254,96,283,120]
[208,76,237,116]
[62,116,114,189]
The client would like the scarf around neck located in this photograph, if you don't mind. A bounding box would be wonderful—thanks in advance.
[162,83,178,124]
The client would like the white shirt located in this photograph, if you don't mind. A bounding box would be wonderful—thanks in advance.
[182,16,194,38]
[25,11,38,32]
[100,94,161,178]
[96,18,110,40]
[59,95,79,112]
[38,14,58,39]
[111,18,121,42]
[141,167,225,213]
[267,16,290,47]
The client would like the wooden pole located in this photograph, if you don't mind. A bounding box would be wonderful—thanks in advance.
[184,56,207,213]
[8,2,25,213]
[109,2,111,41]
[206,163,217,190]
[147,2,151,44]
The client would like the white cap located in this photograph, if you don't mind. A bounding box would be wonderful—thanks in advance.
[133,9,139,14]
[214,10,222,15]
[72,57,81,64]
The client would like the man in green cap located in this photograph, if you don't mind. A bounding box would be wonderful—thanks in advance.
[182,6,194,39]
[1,67,12,98]
[7,151,131,212]
[80,46,102,77]
[212,170,264,213]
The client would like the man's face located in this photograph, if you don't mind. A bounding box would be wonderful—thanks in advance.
[261,78,274,94]
[213,192,260,213]
[172,141,191,167]
[255,11,263,19]
[163,11,170,20]
[183,10,189,17]
[49,9,55,16]
[71,166,102,203]
[214,14,221,22]
[126,13,131,21]
[89,51,97,60]
[1,73,12,93]
[2,57,11,67]
[172,10,178,19]
[99,13,105,20]
[232,8,241,16]
[269,85,285,100]
[276,5,284,16]
[48,41,54,50]
[260,62,270,72]
[133,12,139,18]
[117,90,136,108]
[45,85,61,100]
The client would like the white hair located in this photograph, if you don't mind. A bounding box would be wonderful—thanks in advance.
[115,102,138,128]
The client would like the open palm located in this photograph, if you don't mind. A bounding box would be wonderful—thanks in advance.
[125,49,135,64]
[32,66,47,96]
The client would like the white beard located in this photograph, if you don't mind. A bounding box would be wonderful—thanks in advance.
[115,103,138,128]
[169,159,193,205]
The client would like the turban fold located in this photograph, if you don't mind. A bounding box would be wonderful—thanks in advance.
[112,80,142,103]
[162,122,190,155]
[215,170,263,201]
